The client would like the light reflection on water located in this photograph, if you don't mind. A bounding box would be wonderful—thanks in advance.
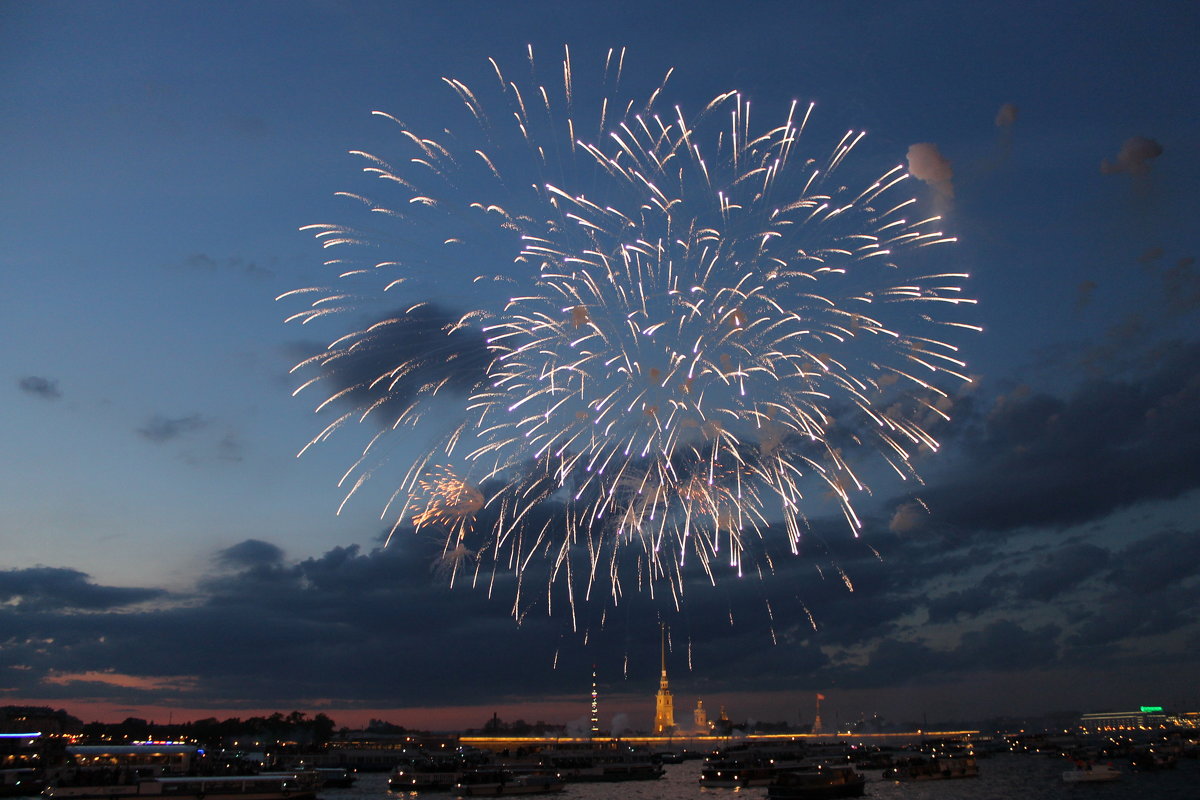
[327,753,1199,800]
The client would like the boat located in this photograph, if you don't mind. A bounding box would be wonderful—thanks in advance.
[44,745,320,800]
[1062,762,1121,783]
[768,766,866,799]
[1,769,44,798]
[699,757,780,788]
[389,762,461,792]
[535,746,663,782]
[45,774,320,800]
[699,744,809,788]
[313,768,355,788]
[883,755,978,781]
[453,770,563,796]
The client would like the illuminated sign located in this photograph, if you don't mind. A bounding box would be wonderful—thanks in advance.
[1140,706,1163,713]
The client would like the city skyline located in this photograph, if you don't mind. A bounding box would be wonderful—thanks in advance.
[3,1,1198,728]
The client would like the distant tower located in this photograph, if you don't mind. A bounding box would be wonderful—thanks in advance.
[653,624,676,734]
[694,699,709,733]
[590,668,600,736]
[812,693,825,735]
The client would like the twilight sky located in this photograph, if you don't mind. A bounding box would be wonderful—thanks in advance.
[2,1,1199,732]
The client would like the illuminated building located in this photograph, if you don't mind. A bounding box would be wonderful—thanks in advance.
[652,625,676,734]
[590,669,599,736]
[1079,706,1198,731]
[693,700,709,733]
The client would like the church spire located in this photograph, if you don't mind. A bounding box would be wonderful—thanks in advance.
[653,623,676,734]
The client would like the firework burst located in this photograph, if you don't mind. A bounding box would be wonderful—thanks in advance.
[282,46,977,621]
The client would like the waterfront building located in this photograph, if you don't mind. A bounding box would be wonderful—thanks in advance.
[652,626,676,734]
[1079,706,1199,731]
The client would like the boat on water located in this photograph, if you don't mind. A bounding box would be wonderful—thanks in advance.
[311,768,355,788]
[535,746,663,783]
[453,770,564,796]
[767,766,866,800]
[1062,762,1121,783]
[1,769,44,798]
[43,744,319,800]
[698,744,810,788]
[45,774,320,800]
[883,755,979,781]
[389,763,461,792]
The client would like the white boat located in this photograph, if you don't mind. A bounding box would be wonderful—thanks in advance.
[1062,762,1121,783]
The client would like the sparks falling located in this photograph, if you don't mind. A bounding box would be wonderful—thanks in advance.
[282,47,978,621]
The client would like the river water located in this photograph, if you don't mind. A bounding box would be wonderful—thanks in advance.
[325,753,1199,800]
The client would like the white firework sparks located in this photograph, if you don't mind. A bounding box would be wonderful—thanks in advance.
[282,46,978,621]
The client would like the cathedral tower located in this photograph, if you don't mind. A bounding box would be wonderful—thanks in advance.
[652,624,676,734]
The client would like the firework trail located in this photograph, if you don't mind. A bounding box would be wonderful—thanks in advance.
[282,46,977,622]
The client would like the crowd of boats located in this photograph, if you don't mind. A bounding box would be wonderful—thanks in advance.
[5,732,1197,798]
[2,739,973,800]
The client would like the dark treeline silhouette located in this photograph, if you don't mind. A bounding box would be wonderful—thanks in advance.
[2,706,340,747]
[83,711,339,746]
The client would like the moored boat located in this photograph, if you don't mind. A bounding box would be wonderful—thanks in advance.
[883,755,978,781]
[768,766,866,799]
[313,768,355,788]
[699,758,779,788]
[535,747,662,783]
[45,774,319,800]
[389,763,460,792]
[1062,762,1121,783]
[1,769,44,798]
[453,770,563,796]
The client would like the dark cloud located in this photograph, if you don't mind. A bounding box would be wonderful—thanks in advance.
[216,540,285,569]
[1017,543,1110,602]
[0,567,164,611]
[3,514,1197,720]
[1162,257,1199,316]
[178,253,275,280]
[1108,530,1200,594]
[1100,135,1163,176]
[18,376,62,399]
[912,342,1200,533]
[137,413,208,443]
[288,304,492,426]
[926,585,1004,624]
